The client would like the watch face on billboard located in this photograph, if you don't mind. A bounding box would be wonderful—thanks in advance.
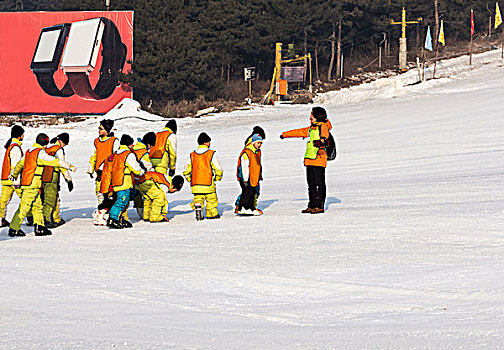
[30,24,70,72]
[61,18,105,73]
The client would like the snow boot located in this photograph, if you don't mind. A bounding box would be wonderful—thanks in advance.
[34,224,52,236]
[1,218,9,227]
[46,219,66,229]
[301,207,314,214]
[119,216,133,228]
[26,216,34,226]
[237,208,254,216]
[8,228,25,237]
[251,209,263,216]
[195,203,204,221]
[310,208,325,214]
[207,214,221,219]
[107,217,123,229]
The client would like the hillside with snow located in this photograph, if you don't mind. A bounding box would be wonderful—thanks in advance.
[1,50,503,349]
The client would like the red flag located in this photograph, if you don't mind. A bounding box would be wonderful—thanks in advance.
[471,9,475,36]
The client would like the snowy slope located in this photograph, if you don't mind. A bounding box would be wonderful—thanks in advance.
[1,50,503,350]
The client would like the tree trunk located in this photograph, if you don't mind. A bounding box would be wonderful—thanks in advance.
[303,29,308,82]
[315,40,320,81]
[327,23,336,81]
[336,20,342,79]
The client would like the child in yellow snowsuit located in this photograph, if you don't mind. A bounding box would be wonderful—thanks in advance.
[1,125,24,228]
[136,172,184,222]
[149,120,177,176]
[183,132,223,220]
[41,133,74,228]
[8,133,76,237]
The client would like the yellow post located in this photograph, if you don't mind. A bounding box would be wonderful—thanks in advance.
[390,7,422,72]
[249,80,252,96]
[308,53,312,93]
[275,43,282,101]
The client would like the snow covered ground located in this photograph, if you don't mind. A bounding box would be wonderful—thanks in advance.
[1,50,503,349]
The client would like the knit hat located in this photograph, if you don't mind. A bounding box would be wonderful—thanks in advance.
[252,126,266,140]
[36,133,50,147]
[165,119,177,134]
[171,175,184,191]
[11,125,24,139]
[142,132,156,147]
[100,119,114,133]
[251,134,263,143]
[197,132,211,145]
[312,107,328,122]
[120,134,134,146]
[52,132,69,145]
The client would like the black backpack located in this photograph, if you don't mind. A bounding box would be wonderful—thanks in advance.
[325,132,337,161]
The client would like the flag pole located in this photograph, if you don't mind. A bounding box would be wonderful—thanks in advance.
[470,9,474,65]
[433,45,438,79]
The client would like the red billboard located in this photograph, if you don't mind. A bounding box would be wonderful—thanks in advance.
[0,11,133,114]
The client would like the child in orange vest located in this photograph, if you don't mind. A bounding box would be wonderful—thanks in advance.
[183,132,223,220]
[236,134,263,216]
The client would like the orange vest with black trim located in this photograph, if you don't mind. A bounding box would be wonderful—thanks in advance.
[139,171,171,188]
[42,144,63,183]
[190,150,215,186]
[1,143,23,181]
[111,150,133,188]
[236,148,262,187]
[21,148,42,187]
[94,136,117,172]
[99,154,114,194]
[149,130,172,160]
[134,148,148,161]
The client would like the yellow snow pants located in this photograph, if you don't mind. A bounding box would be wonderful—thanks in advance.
[191,193,218,218]
[139,181,167,222]
[43,181,61,223]
[0,184,22,219]
[10,188,44,230]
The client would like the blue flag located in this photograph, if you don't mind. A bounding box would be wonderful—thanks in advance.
[425,26,433,51]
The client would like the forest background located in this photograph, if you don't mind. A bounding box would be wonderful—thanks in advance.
[1,0,499,115]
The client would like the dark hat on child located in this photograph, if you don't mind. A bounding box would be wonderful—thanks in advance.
[171,175,184,191]
[142,132,156,147]
[197,132,211,145]
[36,133,50,147]
[312,107,328,122]
[120,134,134,146]
[165,119,177,134]
[11,125,24,139]
[252,126,266,140]
[54,132,70,145]
[100,119,114,133]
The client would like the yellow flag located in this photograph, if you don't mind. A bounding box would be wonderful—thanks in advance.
[496,3,502,29]
[439,20,445,46]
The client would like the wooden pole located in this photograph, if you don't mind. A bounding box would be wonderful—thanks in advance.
[433,46,439,79]
[470,35,473,65]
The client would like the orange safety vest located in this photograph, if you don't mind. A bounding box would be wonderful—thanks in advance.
[190,150,215,186]
[133,148,148,161]
[111,150,133,188]
[20,148,42,187]
[1,143,23,181]
[236,148,262,187]
[99,154,114,194]
[42,144,63,183]
[149,129,172,160]
[94,136,117,172]
[138,171,171,188]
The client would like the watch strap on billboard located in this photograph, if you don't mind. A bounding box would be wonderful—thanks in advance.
[67,17,127,100]
[35,72,75,97]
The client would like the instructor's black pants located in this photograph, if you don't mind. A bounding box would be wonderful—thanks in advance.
[306,166,326,209]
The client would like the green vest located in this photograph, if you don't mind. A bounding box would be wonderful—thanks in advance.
[304,126,321,159]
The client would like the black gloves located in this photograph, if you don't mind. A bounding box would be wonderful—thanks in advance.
[313,139,326,148]
[67,181,74,192]
[279,135,284,139]
[169,169,175,177]
[88,172,94,179]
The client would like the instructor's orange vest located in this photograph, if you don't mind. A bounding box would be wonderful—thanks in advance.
[111,150,133,188]
[134,148,148,161]
[190,150,215,186]
[21,148,42,187]
[139,171,171,188]
[99,154,114,194]
[236,148,262,187]
[1,143,22,181]
[42,144,63,183]
[94,136,117,172]
[149,130,172,160]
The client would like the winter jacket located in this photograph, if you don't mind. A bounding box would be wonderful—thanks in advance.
[88,135,119,175]
[236,143,262,186]
[1,138,23,186]
[110,145,145,192]
[281,120,332,168]
[149,127,177,174]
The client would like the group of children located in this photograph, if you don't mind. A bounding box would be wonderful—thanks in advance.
[2,106,332,236]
